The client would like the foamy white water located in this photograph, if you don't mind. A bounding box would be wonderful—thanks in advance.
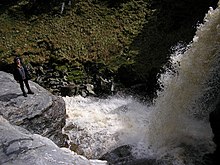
[63,3,220,164]
[63,95,153,159]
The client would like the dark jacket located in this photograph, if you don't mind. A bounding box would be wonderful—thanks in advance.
[13,58,30,81]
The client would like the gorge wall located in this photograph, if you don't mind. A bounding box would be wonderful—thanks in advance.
[0,0,218,98]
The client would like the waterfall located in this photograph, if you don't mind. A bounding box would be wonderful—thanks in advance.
[148,3,220,150]
[62,3,220,164]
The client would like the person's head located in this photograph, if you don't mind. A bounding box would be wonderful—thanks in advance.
[14,57,21,66]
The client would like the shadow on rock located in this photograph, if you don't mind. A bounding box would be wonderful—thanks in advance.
[0,93,22,102]
[100,145,159,165]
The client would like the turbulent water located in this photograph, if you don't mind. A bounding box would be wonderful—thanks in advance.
[63,3,220,165]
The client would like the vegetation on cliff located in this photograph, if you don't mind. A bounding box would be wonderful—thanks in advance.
[0,0,218,97]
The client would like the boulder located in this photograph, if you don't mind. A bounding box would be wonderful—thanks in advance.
[100,145,159,165]
[61,83,96,97]
[0,116,107,165]
[60,84,78,96]
[0,71,66,147]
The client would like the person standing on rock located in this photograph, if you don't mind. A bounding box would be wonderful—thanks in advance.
[13,57,34,97]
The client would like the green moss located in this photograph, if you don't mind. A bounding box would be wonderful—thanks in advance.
[55,65,68,72]
[67,70,85,83]
[0,0,212,88]
[0,0,149,66]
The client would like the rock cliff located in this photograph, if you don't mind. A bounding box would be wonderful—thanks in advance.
[0,71,108,164]
[0,71,67,147]
[0,116,107,165]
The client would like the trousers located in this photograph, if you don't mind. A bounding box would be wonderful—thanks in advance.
[19,79,31,94]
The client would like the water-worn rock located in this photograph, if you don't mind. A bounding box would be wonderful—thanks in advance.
[100,145,159,165]
[0,116,108,165]
[0,71,66,147]
[61,83,95,97]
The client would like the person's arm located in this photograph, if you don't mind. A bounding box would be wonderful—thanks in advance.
[13,68,19,82]
[23,65,31,80]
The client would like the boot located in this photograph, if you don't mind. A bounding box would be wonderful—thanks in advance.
[27,90,34,94]
[23,92,27,97]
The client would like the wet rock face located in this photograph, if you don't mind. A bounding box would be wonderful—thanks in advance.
[210,109,220,147]
[0,71,67,147]
[100,145,159,165]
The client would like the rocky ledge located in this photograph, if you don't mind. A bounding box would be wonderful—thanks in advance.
[0,116,107,165]
[0,71,107,164]
[0,71,67,147]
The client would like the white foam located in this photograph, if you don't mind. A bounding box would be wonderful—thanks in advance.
[63,95,152,158]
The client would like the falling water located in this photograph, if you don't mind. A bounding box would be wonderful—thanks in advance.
[148,3,220,150]
[63,3,220,164]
